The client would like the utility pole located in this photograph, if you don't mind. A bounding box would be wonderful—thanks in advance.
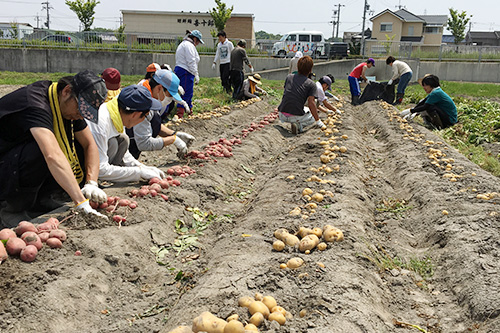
[41,1,52,29]
[361,0,368,57]
[396,0,405,9]
[35,13,41,29]
[335,4,345,39]
[330,10,337,40]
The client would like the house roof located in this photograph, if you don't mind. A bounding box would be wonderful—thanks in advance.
[419,15,447,26]
[394,9,425,23]
[467,31,500,39]
[370,9,447,26]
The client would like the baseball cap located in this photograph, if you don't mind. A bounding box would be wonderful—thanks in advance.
[101,68,121,90]
[321,76,332,91]
[238,39,247,47]
[367,58,375,66]
[146,63,161,73]
[118,85,162,112]
[190,30,204,44]
[152,69,183,102]
[71,70,107,124]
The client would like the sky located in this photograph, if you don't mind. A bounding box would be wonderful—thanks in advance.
[1,0,498,38]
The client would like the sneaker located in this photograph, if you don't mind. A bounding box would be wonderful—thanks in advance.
[290,123,299,135]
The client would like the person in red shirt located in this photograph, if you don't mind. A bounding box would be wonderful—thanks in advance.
[348,58,375,105]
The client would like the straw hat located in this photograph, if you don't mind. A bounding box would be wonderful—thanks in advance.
[249,73,262,85]
[418,73,432,85]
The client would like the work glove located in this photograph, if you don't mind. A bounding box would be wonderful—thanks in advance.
[404,113,417,121]
[176,131,195,148]
[315,119,326,130]
[212,63,216,70]
[173,136,188,159]
[178,85,185,96]
[388,79,393,85]
[400,108,411,117]
[195,74,200,85]
[139,165,165,180]
[250,67,254,73]
[81,180,107,204]
[75,199,108,220]
[179,100,191,115]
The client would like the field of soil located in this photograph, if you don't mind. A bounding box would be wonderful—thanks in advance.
[1,87,500,333]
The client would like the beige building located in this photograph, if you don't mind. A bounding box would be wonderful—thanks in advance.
[121,10,255,48]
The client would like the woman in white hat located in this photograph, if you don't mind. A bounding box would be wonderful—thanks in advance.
[237,73,267,101]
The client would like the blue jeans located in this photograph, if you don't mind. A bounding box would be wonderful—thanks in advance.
[397,71,412,94]
[279,109,316,132]
[174,66,194,109]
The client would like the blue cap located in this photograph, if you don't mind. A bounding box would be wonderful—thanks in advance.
[153,69,183,103]
[190,30,204,44]
[118,85,162,112]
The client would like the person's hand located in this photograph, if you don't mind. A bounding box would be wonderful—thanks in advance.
[212,63,216,70]
[400,108,411,117]
[388,79,393,85]
[404,113,417,121]
[195,74,200,85]
[176,132,195,148]
[81,180,107,204]
[139,165,165,180]
[173,136,188,159]
[315,119,326,129]
[178,85,185,96]
[75,199,108,219]
[250,67,254,73]
[180,101,191,115]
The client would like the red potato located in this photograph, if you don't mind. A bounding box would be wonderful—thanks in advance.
[99,202,109,209]
[0,228,16,240]
[90,201,99,209]
[159,180,170,189]
[49,230,67,242]
[107,196,116,205]
[46,238,63,249]
[38,232,50,243]
[118,199,130,207]
[167,168,175,175]
[172,180,181,186]
[15,221,37,236]
[129,189,139,197]
[20,245,37,262]
[21,232,43,251]
[138,189,149,197]
[129,202,137,209]
[0,241,7,264]
[75,250,82,256]
[166,176,173,181]
[106,206,115,212]
[36,220,58,233]
[6,237,26,256]
[160,194,169,201]
[45,217,60,227]
[150,183,162,192]
[149,177,161,185]
[112,215,123,223]
[150,189,158,197]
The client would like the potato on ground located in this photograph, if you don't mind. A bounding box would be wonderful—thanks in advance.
[20,244,38,262]
[244,323,259,331]
[286,257,304,269]
[168,326,192,333]
[223,320,244,333]
[298,234,320,252]
[0,241,7,264]
[268,311,286,326]
[274,229,299,247]
[238,296,254,308]
[15,221,37,236]
[248,312,264,327]
[323,225,344,242]
[297,227,313,239]
[0,228,16,241]
[248,301,270,319]
[262,296,277,312]
[192,311,227,333]
[272,240,285,252]
[6,237,26,256]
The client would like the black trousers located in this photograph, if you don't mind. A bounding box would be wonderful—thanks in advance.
[230,70,244,100]
[220,63,231,93]
[414,100,453,130]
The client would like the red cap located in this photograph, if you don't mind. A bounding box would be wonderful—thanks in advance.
[101,68,121,90]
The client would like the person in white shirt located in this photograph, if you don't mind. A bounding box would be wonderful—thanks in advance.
[386,56,413,105]
[86,85,166,183]
[174,30,203,118]
[212,31,234,94]
[314,76,338,114]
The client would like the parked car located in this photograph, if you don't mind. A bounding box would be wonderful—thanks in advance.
[326,42,349,59]
[271,31,326,58]
[41,34,74,43]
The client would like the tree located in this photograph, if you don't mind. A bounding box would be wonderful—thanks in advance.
[447,8,470,44]
[255,30,282,40]
[209,0,233,37]
[382,34,396,54]
[115,24,126,44]
[65,0,100,31]
[9,22,19,39]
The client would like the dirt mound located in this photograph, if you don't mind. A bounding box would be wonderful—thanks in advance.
[1,98,499,333]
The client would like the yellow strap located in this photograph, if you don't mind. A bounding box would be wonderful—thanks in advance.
[76,198,89,207]
[48,83,84,184]
[106,97,124,133]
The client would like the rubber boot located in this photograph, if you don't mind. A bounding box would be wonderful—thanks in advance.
[393,93,404,105]
[176,107,185,118]
[351,95,360,106]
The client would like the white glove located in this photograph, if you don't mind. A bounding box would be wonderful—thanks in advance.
[180,100,191,115]
[400,108,411,117]
[212,63,216,70]
[404,113,417,121]
[250,67,254,73]
[195,74,200,85]
[173,136,188,159]
[139,165,165,180]
[81,180,107,204]
[315,119,326,129]
[76,199,108,219]
[388,79,393,85]
[178,85,185,96]
[176,131,195,148]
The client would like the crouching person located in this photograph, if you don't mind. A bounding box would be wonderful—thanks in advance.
[236,73,267,101]
[401,74,457,130]
[86,85,166,183]
[0,70,108,226]
[278,56,326,134]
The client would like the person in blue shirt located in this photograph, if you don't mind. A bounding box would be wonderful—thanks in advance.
[401,74,457,130]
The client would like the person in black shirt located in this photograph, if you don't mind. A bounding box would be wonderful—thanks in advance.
[0,70,108,226]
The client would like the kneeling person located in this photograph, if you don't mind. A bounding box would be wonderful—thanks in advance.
[237,73,267,101]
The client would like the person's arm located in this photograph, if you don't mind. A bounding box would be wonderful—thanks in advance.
[213,43,220,64]
[133,117,165,152]
[187,44,199,76]
[411,97,429,113]
[391,63,399,81]
[308,96,320,121]
[322,99,337,111]
[30,127,86,204]
[74,127,99,183]
[243,51,252,69]
[361,65,368,81]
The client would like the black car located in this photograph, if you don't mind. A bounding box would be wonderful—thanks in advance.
[326,42,349,59]
[41,35,73,43]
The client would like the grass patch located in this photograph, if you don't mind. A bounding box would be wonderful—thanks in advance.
[375,198,412,218]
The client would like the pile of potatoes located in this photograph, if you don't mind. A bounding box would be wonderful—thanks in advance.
[476,192,499,200]
[234,97,261,109]
[167,294,287,333]
[0,218,67,263]
[272,225,343,255]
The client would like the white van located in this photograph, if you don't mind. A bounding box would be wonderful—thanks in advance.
[272,31,326,58]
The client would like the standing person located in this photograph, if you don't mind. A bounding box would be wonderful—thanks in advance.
[230,39,254,100]
[315,75,338,114]
[289,51,303,74]
[86,85,166,183]
[102,67,122,102]
[348,58,375,105]
[174,30,203,118]
[127,69,195,159]
[0,70,108,226]
[237,74,267,101]
[386,56,412,105]
[400,74,457,130]
[278,56,326,134]
[212,31,234,94]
